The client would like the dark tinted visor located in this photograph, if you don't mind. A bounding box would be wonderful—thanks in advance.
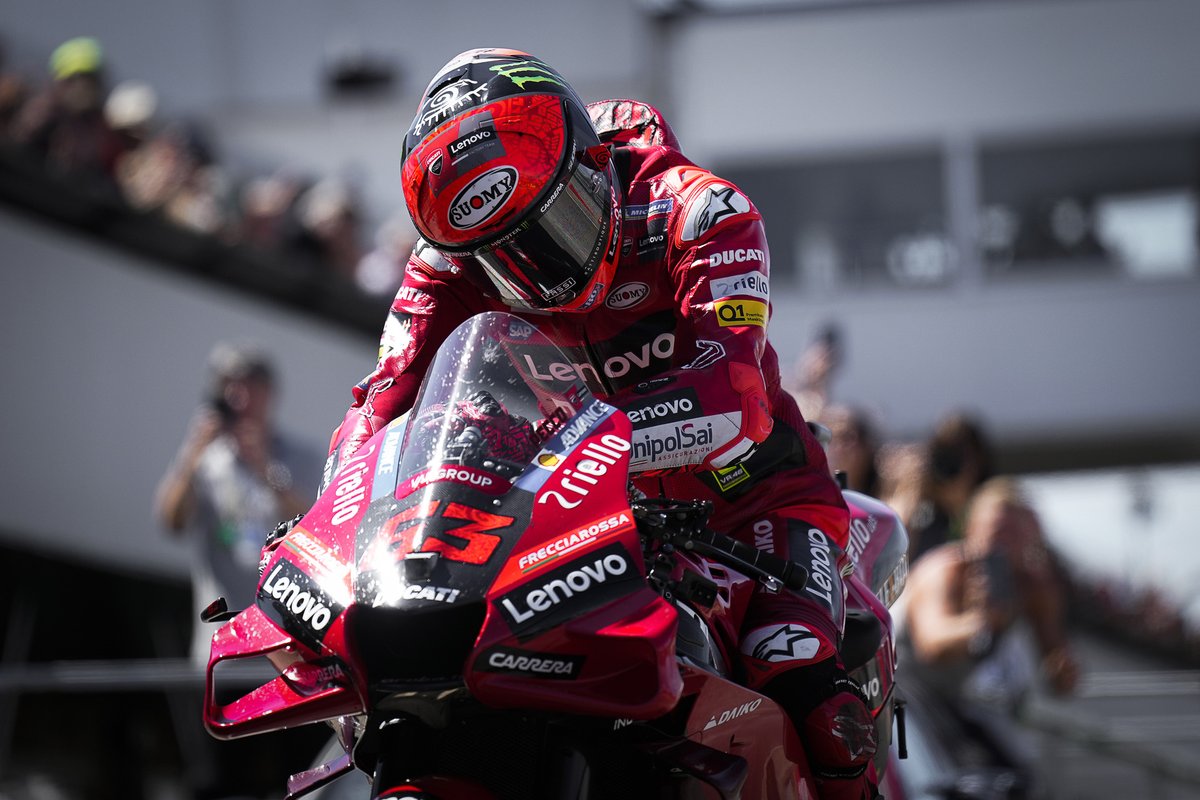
[453,151,614,311]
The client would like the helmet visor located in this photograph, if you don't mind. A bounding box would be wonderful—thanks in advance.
[452,152,615,311]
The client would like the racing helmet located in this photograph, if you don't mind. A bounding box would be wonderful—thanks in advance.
[400,49,621,312]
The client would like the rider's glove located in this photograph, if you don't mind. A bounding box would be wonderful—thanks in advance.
[258,514,302,577]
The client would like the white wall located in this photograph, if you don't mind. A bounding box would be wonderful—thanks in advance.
[668,0,1200,161]
[767,277,1200,441]
[0,210,377,577]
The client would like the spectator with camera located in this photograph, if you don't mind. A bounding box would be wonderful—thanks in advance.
[155,343,321,664]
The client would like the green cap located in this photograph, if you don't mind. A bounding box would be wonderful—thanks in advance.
[50,37,104,80]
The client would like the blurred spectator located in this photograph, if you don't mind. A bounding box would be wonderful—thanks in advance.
[820,404,884,497]
[881,411,995,563]
[234,170,307,252]
[116,121,229,235]
[154,343,322,665]
[0,40,31,139]
[791,322,842,421]
[104,78,158,151]
[356,212,417,296]
[294,177,365,278]
[895,477,1079,782]
[11,36,128,180]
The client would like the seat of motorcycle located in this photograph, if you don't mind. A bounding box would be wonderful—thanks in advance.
[840,608,884,672]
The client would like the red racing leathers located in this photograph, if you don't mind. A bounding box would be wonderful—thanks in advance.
[330,100,875,796]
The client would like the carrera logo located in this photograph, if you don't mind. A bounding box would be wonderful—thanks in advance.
[259,559,344,641]
[605,282,649,310]
[714,299,767,328]
[478,646,584,679]
[496,543,637,634]
[449,167,517,230]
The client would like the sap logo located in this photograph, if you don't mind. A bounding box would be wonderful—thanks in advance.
[625,390,698,426]
[497,544,634,630]
[703,698,762,730]
[449,167,517,230]
[522,333,675,385]
[507,320,535,340]
[605,282,649,310]
[708,249,765,268]
[480,646,584,679]
[710,271,769,302]
[261,560,341,636]
[330,445,376,526]
[538,434,631,510]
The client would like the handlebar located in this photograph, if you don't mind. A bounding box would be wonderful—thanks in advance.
[632,498,807,594]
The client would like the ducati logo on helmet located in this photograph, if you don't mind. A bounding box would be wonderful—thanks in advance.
[427,151,443,175]
[448,166,518,230]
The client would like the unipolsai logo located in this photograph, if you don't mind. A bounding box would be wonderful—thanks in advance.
[449,167,518,230]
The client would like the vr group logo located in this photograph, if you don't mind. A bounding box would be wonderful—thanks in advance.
[449,166,518,230]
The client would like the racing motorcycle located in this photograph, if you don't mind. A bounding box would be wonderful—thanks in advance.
[202,311,910,799]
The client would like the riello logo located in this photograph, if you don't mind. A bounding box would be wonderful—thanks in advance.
[449,166,518,230]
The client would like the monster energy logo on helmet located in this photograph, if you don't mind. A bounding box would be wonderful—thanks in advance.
[489,60,567,90]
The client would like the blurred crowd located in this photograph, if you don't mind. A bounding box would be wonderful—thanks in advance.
[0,35,417,297]
[793,321,1200,680]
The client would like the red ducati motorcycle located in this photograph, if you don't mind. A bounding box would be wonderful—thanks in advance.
[203,312,909,799]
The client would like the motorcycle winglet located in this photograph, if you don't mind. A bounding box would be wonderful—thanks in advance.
[204,604,365,739]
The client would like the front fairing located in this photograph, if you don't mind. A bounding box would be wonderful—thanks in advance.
[210,313,681,739]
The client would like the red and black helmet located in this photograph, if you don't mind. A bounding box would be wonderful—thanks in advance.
[401,49,621,313]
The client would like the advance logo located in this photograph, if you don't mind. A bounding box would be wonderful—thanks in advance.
[496,542,639,637]
[258,559,345,644]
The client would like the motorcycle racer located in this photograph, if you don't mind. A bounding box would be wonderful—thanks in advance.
[328,48,877,799]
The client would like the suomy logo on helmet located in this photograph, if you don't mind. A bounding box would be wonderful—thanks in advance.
[449,167,518,230]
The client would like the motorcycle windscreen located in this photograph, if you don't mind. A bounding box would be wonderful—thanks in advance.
[345,313,599,684]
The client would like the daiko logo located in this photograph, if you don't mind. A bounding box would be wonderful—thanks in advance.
[449,167,518,230]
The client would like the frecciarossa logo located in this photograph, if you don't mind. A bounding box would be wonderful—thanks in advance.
[496,542,639,637]
[258,559,345,644]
